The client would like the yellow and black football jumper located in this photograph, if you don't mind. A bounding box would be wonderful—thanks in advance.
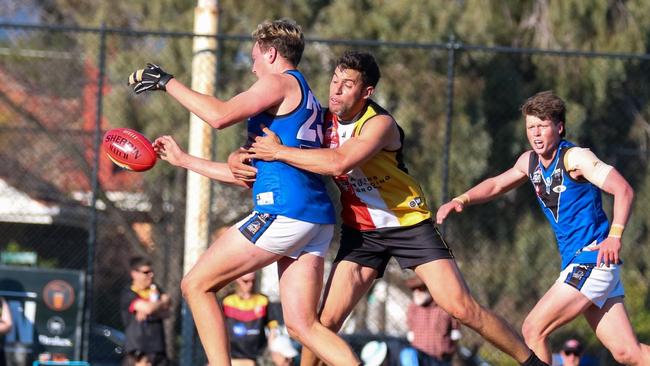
[324,100,431,230]
[222,293,279,361]
[324,100,453,277]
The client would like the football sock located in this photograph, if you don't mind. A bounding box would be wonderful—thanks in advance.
[521,351,549,366]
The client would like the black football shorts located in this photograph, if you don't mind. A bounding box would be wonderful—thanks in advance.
[334,219,454,277]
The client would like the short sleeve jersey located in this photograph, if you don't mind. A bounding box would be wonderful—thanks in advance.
[247,70,335,224]
[527,140,609,269]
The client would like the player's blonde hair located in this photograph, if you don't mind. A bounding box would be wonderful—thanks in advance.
[252,18,304,66]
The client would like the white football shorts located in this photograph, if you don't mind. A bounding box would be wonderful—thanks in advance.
[236,211,334,259]
[557,263,625,308]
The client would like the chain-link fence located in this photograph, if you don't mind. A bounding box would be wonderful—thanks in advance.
[1,22,649,366]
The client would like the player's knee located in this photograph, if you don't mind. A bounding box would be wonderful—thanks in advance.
[180,275,195,299]
[318,310,343,331]
[445,296,481,326]
[283,317,310,343]
[609,344,637,365]
[447,305,472,324]
[180,273,220,299]
[521,317,544,344]
[284,324,301,342]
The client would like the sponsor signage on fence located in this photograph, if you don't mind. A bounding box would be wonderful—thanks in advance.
[0,265,85,366]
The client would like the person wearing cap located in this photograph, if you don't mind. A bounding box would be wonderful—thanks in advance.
[404,276,460,366]
[557,338,583,366]
[269,335,299,366]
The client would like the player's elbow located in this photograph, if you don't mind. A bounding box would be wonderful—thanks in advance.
[200,110,232,129]
[205,108,243,130]
[485,177,505,196]
[324,151,356,176]
[622,182,634,202]
[329,165,346,176]
[329,160,352,176]
[206,117,228,130]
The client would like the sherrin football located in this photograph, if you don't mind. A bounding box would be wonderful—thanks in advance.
[103,128,156,172]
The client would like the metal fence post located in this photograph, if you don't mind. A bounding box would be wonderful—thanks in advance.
[82,22,107,361]
[440,34,458,236]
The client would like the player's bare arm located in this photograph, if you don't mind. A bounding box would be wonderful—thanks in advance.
[565,147,634,266]
[129,64,289,129]
[249,114,399,176]
[153,135,250,188]
[165,73,288,129]
[436,151,530,224]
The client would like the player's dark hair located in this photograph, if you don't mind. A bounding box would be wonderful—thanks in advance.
[252,18,304,66]
[129,256,152,270]
[521,90,567,138]
[336,51,381,87]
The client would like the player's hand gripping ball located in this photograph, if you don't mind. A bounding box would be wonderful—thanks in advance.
[103,128,157,172]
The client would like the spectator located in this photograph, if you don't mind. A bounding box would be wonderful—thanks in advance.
[268,334,298,366]
[0,297,12,366]
[552,338,583,366]
[131,353,152,366]
[405,276,460,366]
[223,272,279,366]
[120,257,171,366]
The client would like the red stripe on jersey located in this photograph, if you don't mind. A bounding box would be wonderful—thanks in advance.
[128,299,139,313]
[335,175,376,230]
[223,304,268,322]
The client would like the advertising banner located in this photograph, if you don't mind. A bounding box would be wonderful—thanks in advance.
[0,265,85,366]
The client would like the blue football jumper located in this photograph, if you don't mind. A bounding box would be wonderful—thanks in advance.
[247,70,335,224]
[527,140,609,269]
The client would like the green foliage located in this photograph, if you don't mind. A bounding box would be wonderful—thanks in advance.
[3,1,650,362]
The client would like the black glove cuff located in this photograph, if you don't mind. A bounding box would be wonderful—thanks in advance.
[158,74,174,90]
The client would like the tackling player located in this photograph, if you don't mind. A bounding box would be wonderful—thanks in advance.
[242,51,548,366]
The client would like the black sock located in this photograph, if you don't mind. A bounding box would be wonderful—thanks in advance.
[521,351,549,366]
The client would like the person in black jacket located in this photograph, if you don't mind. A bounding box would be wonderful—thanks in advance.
[120,257,171,366]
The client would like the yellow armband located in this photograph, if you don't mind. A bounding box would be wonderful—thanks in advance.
[452,193,470,205]
[608,224,624,239]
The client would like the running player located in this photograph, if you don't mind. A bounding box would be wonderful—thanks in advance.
[244,51,547,366]
[129,19,360,366]
[437,91,650,365]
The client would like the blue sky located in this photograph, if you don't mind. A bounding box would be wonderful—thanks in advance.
[0,5,40,23]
